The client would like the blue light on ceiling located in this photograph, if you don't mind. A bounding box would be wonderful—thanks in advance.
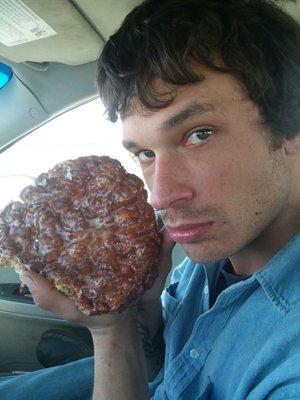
[0,62,13,89]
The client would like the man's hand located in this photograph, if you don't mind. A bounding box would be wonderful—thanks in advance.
[140,227,175,304]
[18,226,175,325]
[19,270,128,330]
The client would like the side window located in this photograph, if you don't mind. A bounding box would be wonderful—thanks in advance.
[0,100,143,209]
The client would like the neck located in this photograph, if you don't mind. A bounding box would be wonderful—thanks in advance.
[230,138,300,276]
[230,201,300,277]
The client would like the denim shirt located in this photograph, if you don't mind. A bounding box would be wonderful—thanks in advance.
[150,233,300,400]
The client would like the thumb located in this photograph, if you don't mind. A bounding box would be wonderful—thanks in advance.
[159,226,176,264]
[160,226,175,251]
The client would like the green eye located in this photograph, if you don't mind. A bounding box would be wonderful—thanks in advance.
[186,128,214,145]
[135,149,155,163]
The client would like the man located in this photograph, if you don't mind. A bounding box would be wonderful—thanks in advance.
[1,0,299,399]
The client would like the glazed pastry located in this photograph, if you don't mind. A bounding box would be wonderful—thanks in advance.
[0,156,160,315]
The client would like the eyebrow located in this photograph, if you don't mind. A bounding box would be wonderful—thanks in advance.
[122,139,138,151]
[122,101,215,151]
[161,101,215,130]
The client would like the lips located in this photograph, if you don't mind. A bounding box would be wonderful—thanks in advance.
[165,222,213,243]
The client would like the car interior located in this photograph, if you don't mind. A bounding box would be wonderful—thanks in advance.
[0,0,299,378]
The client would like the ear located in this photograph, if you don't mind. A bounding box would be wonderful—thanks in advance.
[283,134,300,155]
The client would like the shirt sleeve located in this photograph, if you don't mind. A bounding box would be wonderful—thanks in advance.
[267,391,300,400]
[258,355,300,400]
[265,382,300,400]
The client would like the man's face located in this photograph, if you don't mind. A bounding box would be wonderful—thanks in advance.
[121,67,292,265]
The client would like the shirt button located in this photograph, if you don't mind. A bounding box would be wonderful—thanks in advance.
[189,349,199,358]
[203,285,209,295]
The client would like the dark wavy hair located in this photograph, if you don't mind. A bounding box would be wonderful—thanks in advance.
[97,0,300,139]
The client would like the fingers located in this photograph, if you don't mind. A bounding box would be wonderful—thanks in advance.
[159,226,176,255]
[139,227,176,305]
[157,226,176,275]
[18,270,133,329]
[19,269,81,321]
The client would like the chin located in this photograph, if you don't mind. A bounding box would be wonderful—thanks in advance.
[182,240,232,264]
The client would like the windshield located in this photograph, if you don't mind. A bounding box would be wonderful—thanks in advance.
[0,99,143,210]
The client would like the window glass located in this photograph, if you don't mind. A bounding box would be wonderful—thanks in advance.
[0,62,13,89]
[0,99,144,209]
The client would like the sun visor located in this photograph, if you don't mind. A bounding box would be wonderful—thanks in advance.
[72,0,142,40]
[0,0,298,66]
[0,0,104,65]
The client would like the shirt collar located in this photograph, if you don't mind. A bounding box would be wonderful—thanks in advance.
[254,232,300,315]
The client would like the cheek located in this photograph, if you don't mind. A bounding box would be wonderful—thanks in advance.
[140,163,157,191]
[141,168,152,190]
[190,158,239,202]
[212,151,289,229]
[192,149,270,215]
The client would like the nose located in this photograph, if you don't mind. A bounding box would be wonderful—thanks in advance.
[149,155,194,211]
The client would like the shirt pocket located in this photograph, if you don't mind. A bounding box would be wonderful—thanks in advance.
[162,282,182,330]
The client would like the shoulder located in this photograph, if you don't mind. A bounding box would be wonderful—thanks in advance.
[239,302,300,399]
[255,352,300,400]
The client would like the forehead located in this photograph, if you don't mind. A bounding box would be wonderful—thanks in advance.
[121,66,253,137]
